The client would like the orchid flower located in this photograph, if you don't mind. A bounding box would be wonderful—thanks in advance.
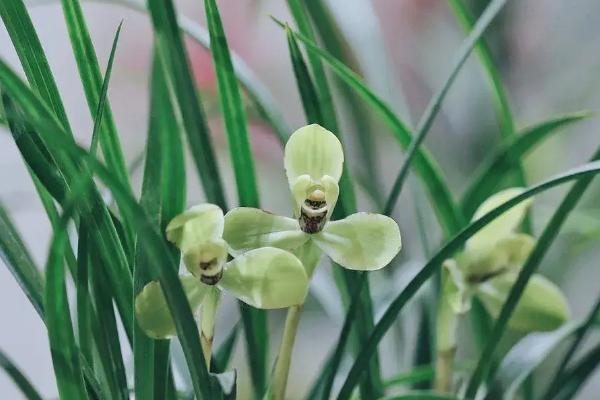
[135,204,309,339]
[443,188,570,332]
[223,124,402,276]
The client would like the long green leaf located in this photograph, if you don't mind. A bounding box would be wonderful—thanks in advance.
[211,323,240,374]
[45,221,87,400]
[303,0,385,208]
[0,349,44,400]
[551,342,600,400]
[203,0,269,395]
[59,0,129,187]
[447,0,526,186]
[461,112,590,216]
[464,151,600,397]
[486,321,580,399]
[146,0,226,209]
[275,18,463,236]
[0,59,134,342]
[28,119,215,399]
[0,203,44,318]
[335,160,600,399]
[384,0,509,215]
[0,0,72,133]
[134,52,184,400]
[542,291,600,398]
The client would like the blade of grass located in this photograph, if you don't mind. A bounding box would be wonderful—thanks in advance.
[286,26,382,398]
[0,349,44,400]
[59,0,129,187]
[0,0,72,132]
[303,0,386,208]
[461,112,591,216]
[542,290,600,399]
[90,20,123,155]
[34,127,216,400]
[334,160,600,399]
[203,0,269,395]
[134,51,185,400]
[274,18,462,236]
[384,0,509,216]
[447,0,525,184]
[88,249,129,400]
[146,0,226,209]
[0,202,44,318]
[486,321,580,399]
[211,323,240,374]
[550,341,600,400]
[83,0,291,143]
[45,221,88,400]
[464,149,600,398]
[0,60,135,342]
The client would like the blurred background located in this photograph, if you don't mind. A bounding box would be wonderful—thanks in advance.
[1,0,600,398]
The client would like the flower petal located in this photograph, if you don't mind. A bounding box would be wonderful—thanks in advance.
[467,188,533,253]
[166,204,224,252]
[223,207,309,255]
[134,276,208,339]
[284,124,344,187]
[477,273,570,332]
[219,247,309,309]
[182,239,228,280]
[312,213,401,271]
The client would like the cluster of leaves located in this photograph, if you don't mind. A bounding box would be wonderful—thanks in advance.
[0,0,599,399]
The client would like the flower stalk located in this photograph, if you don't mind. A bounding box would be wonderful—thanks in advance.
[435,293,458,393]
[273,304,303,400]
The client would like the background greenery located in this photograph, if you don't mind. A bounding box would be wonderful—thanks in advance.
[1,0,600,399]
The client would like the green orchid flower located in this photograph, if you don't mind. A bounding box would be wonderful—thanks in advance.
[223,124,402,275]
[135,203,309,339]
[443,188,570,332]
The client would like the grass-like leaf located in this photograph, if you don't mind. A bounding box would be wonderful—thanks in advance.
[461,112,590,216]
[487,321,580,399]
[335,160,600,399]
[0,0,72,132]
[146,0,226,209]
[275,18,462,236]
[384,0,509,215]
[542,292,600,398]
[0,348,44,400]
[0,203,44,318]
[28,117,216,399]
[204,0,270,394]
[133,52,184,400]
[0,59,134,341]
[45,220,88,400]
[549,342,600,400]
[211,323,240,374]
[447,0,526,186]
[303,0,385,208]
[59,0,129,187]
[464,151,600,397]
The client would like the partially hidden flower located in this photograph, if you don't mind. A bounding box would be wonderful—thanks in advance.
[223,124,402,276]
[443,188,570,332]
[135,204,309,339]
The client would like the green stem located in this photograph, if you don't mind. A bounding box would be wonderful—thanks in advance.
[435,292,458,393]
[200,287,221,369]
[273,304,303,400]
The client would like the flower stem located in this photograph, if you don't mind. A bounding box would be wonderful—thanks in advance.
[200,287,221,368]
[273,304,303,400]
[435,294,458,393]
